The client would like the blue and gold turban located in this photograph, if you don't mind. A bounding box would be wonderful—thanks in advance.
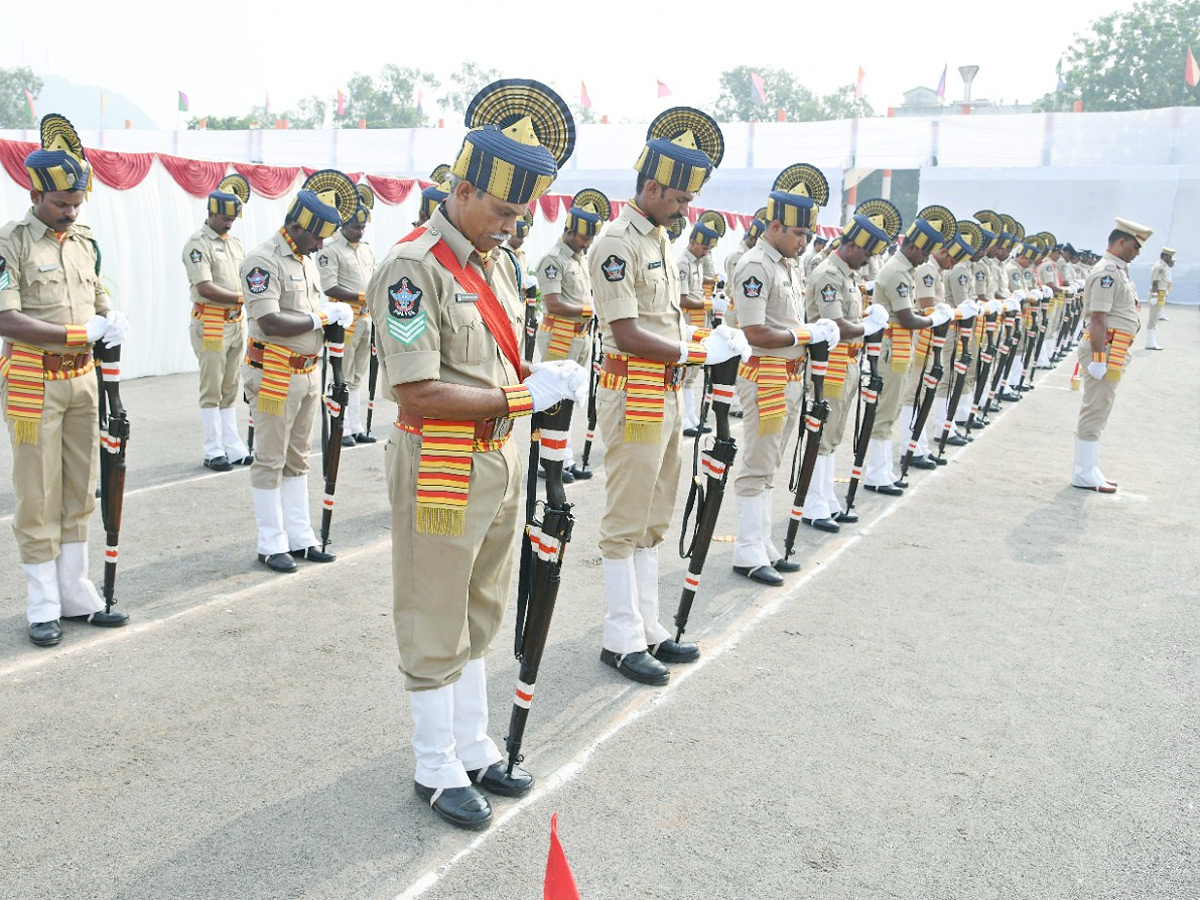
[514,208,534,239]
[945,220,983,263]
[691,221,720,248]
[766,163,828,231]
[974,210,1006,249]
[286,169,357,239]
[635,107,724,193]
[452,80,574,204]
[346,182,374,226]
[747,206,768,239]
[25,114,92,194]
[905,204,956,253]
[843,198,901,256]
[565,188,610,237]
[208,173,250,218]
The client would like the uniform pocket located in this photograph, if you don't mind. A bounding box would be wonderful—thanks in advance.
[20,265,65,313]
[444,300,490,366]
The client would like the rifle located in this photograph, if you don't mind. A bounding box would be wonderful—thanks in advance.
[844,334,883,514]
[964,311,998,435]
[364,323,379,438]
[318,324,349,553]
[320,339,330,476]
[523,283,539,363]
[244,390,255,457]
[506,399,574,776]
[899,322,947,479]
[981,311,1013,418]
[578,318,601,474]
[95,342,128,615]
[782,342,829,561]
[672,355,739,643]
[936,326,972,458]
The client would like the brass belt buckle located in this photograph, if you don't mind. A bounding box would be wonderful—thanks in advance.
[60,354,75,370]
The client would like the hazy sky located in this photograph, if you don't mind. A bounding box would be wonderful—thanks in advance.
[12,0,1128,128]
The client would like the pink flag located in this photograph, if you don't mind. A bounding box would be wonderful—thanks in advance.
[855,66,865,99]
[1187,47,1199,87]
[657,79,671,98]
[581,81,592,109]
[417,88,424,114]
[544,814,581,900]
[336,89,345,116]
[25,88,37,121]
[936,64,947,99]
[750,71,767,105]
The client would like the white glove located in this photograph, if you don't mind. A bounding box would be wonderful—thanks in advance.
[863,303,890,330]
[929,303,953,328]
[1011,290,1026,303]
[1042,285,1054,300]
[864,280,876,293]
[986,299,1003,314]
[84,314,108,343]
[702,324,750,365]
[807,317,840,351]
[526,360,586,412]
[323,301,354,328]
[1004,297,1020,313]
[99,310,130,348]
[957,299,979,319]
[711,292,729,315]
[1087,361,1107,379]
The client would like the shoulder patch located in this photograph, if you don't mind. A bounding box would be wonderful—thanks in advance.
[602,255,626,282]
[245,267,270,294]
[386,276,427,345]
[820,284,838,303]
[923,273,935,287]
[543,262,559,279]
[896,282,910,298]
[317,253,330,267]
[742,276,763,299]
[975,271,986,282]
[189,248,203,264]
[1099,274,1115,288]
[958,274,969,285]
[0,256,8,291]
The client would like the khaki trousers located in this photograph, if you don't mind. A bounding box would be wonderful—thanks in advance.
[733,377,803,496]
[385,427,520,690]
[597,385,683,559]
[343,315,373,391]
[819,358,860,456]
[871,336,909,438]
[1075,338,1126,442]
[3,372,98,564]
[535,328,591,368]
[242,366,319,490]
[189,318,246,408]
[1147,296,1164,329]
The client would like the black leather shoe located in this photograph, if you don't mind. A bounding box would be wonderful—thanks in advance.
[910,455,937,470]
[413,782,492,830]
[681,426,703,437]
[204,455,233,472]
[649,638,700,664]
[864,483,904,496]
[565,465,593,481]
[946,433,969,447]
[467,761,534,797]
[291,546,336,563]
[341,434,357,448]
[732,564,784,586]
[354,432,377,444]
[998,390,1021,402]
[62,609,129,627]
[932,455,947,466]
[228,455,254,466]
[258,552,297,572]
[772,557,802,572]
[1017,383,1033,391]
[600,648,669,685]
[803,517,840,533]
[893,478,909,489]
[561,467,575,484]
[28,620,63,646]
[833,510,858,524]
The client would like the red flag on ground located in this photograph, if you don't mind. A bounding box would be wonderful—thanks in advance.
[855,66,866,99]
[657,79,671,98]
[581,81,592,109]
[750,71,766,105]
[544,813,581,900]
[1186,47,1199,87]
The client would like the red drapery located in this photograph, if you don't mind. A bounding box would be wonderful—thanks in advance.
[158,154,228,197]
[0,140,37,189]
[232,163,300,199]
[89,148,154,190]
[365,174,417,205]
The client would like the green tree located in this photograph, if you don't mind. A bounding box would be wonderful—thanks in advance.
[713,67,873,122]
[440,63,502,117]
[1047,0,1200,111]
[336,65,435,128]
[0,66,43,128]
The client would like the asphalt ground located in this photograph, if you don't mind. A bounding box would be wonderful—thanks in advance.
[0,308,1196,900]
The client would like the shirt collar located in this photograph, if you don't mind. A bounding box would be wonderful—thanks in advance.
[23,207,63,241]
[428,206,478,269]
[830,252,855,280]
[623,201,657,236]
[760,240,784,266]
[1102,251,1127,270]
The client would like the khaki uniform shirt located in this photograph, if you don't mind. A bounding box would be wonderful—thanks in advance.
[806,252,863,323]
[0,209,110,352]
[317,232,376,300]
[367,206,522,390]
[1084,252,1140,335]
[1037,259,1060,290]
[863,254,884,283]
[591,204,685,346]
[948,261,975,306]
[971,260,990,299]
[914,260,945,306]
[1056,258,1073,285]
[987,257,1009,298]
[874,252,917,323]
[1150,260,1172,293]
[242,230,325,356]
[724,239,753,287]
[182,224,245,303]
[1002,260,1025,296]
[732,241,805,360]
[536,237,591,320]
[677,249,706,303]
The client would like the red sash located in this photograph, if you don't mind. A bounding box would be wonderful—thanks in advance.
[398,226,523,378]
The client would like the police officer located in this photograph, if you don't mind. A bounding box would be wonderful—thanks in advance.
[591,106,748,686]
[678,217,723,435]
[535,188,609,479]
[318,183,377,444]
[366,79,584,830]
[1071,218,1151,493]
[415,165,451,227]
[1146,246,1173,350]
[862,210,952,493]
[0,115,131,646]
[942,221,986,444]
[800,204,894,528]
[730,163,838,583]
[183,174,252,470]
[725,207,766,289]
[242,170,357,572]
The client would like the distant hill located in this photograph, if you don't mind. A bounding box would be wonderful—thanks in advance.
[34,75,158,129]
